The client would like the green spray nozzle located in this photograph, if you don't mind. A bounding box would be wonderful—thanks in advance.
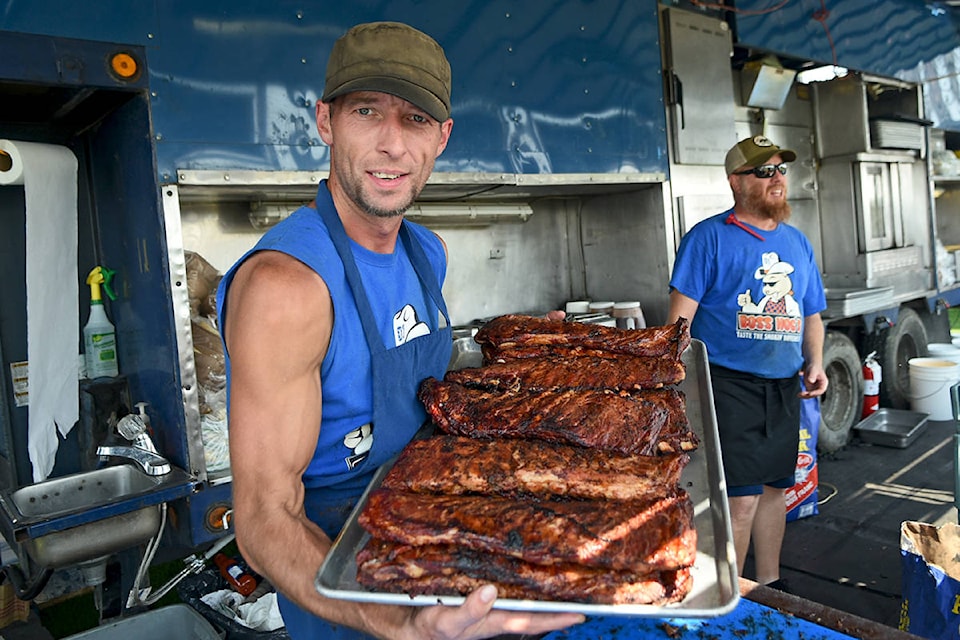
[86,266,117,303]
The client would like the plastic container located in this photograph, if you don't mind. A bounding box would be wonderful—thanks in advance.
[83,266,119,378]
[63,604,221,640]
[909,358,960,421]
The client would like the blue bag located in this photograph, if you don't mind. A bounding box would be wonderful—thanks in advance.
[786,392,820,522]
[900,520,960,639]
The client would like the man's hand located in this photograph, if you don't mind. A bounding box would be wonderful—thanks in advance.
[409,585,584,640]
[799,364,828,398]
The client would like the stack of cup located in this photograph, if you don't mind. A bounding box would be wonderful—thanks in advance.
[612,301,645,330]
[588,301,615,315]
[565,300,591,315]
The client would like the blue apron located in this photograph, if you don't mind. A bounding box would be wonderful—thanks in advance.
[278,199,452,639]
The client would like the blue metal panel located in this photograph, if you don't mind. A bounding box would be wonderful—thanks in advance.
[2,1,670,179]
[731,0,960,131]
[733,0,958,75]
[145,0,668,178]
[0,1,156,45]
[171,482,234,547]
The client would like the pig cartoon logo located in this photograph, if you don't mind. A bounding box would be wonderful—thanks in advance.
[738,252,800,317]
[393,304,430,346]
[343,422,372,469]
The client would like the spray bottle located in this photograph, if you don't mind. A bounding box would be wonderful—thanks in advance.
[83,266,119,378]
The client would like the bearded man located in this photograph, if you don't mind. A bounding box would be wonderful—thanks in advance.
[667,135,829,592]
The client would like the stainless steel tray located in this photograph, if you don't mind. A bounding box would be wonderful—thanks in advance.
[315,339,739,617]
[854,408,929,448]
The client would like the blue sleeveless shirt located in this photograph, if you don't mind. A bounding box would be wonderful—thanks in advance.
[217,182,448,494]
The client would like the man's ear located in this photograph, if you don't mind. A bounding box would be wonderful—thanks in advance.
[316,101,334,145]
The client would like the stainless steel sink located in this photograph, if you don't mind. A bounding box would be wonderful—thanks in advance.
[11,465,159,519]
[0,464,196,569]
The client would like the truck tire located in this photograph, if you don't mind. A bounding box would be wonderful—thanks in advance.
[880,307,928,410]
[819,330,862,454]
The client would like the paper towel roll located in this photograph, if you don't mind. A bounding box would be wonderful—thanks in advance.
[0,145,25,185]
[0,140,79,482]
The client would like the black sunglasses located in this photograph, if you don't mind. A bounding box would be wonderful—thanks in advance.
[734,163,788,179]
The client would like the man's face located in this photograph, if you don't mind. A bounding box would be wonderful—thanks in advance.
[732,153,791,223]
[317,91,453,219]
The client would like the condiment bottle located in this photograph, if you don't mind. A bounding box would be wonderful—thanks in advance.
[214,552,258,596]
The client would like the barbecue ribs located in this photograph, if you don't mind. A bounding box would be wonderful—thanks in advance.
[380,434,690,501]
[358,487,697,572]
[445,353,685,391]
[475,314,690,362]
[356,538,693,605]
[418,378,668,456]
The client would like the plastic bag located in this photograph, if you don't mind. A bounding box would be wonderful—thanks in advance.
[900,520,960,639]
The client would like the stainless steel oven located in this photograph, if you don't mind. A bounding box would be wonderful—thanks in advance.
[854,161,903,252]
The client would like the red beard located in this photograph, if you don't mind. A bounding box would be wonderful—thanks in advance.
[741,184,791,223]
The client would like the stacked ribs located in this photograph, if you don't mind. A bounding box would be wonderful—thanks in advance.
[355,314,698,606]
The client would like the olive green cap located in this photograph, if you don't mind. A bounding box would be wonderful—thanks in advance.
[725,135,797,175]
[322,22,452,122]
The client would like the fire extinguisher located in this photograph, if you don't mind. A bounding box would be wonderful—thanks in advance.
[861,351,882,420]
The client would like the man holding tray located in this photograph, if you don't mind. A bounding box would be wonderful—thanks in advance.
[217,20,582,640]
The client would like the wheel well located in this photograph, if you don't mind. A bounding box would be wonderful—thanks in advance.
[819,329,862,453]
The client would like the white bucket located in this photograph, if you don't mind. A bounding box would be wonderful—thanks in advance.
[909,357,960,420]
[927,343,960,363]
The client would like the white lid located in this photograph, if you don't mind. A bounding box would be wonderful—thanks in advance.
[614,301,641,309]
[588,301,614,310]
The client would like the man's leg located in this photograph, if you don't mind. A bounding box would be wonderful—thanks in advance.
[727,494,760,576]
[751,485,787,585]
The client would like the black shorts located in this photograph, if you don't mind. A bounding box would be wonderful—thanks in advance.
[709,364,800,490]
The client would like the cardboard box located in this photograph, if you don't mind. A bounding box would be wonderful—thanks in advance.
[0,582,31,628]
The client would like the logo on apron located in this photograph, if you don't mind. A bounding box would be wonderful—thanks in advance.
[394,303,430,345]
[343,422,373,469]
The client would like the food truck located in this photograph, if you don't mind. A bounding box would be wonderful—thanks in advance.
[0,0,959,633]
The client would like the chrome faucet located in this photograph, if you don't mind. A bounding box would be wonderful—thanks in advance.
[96,411,171,476]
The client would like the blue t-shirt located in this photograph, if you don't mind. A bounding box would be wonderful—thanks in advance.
[669,209,826,379]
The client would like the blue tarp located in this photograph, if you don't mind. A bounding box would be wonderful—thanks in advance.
[542,599,856,640]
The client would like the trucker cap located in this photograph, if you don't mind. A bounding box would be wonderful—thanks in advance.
[724,135,797,176]
[321,22,452,122]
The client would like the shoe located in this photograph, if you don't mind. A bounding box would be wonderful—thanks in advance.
[763,578,792,594]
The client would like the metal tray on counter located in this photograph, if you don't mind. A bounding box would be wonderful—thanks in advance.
[854,409,929,449]
[315,339,739,617]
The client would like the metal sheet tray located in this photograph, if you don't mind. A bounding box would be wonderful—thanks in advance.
[854,408,929,449]
[315,339,739,617]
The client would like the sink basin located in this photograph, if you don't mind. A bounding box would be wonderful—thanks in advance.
[11,465,159,518]
[22,504,161,569]
[0,464,196,569]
